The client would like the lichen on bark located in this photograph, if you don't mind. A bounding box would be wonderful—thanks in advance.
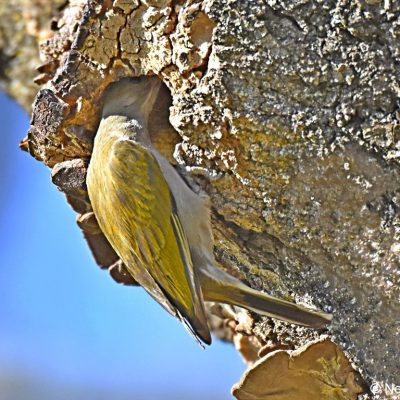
[2,0,399,398]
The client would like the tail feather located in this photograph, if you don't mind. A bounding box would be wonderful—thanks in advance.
[200,268,332,329]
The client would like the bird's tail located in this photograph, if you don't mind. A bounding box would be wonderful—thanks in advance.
[199,267,332,329]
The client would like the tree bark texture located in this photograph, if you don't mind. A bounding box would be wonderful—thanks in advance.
[2,1,399,398]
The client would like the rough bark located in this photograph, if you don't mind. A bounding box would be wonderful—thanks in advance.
[0,0,82,111]
[2,1,399,399]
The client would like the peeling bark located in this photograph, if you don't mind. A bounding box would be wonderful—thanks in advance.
[232,338,365,400]
[2,1,400,398]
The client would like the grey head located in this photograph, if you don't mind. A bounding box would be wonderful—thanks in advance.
[102,76,161,126]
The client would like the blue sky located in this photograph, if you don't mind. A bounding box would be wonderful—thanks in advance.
[0,93,244,399]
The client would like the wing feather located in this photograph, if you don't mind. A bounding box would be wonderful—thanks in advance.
[91,136,210,343]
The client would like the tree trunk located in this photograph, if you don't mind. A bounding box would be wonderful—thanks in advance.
[2,1,399,398]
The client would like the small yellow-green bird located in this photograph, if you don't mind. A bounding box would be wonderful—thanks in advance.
[86,77,332,345]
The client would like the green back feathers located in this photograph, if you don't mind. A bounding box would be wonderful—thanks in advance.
[87,117,210,344]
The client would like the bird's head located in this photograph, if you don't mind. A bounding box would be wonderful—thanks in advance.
[102,76,161,126]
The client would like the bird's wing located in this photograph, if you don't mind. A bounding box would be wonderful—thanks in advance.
[107,138,211,344]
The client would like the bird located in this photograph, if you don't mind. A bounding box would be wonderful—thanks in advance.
[86,76,332,346]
